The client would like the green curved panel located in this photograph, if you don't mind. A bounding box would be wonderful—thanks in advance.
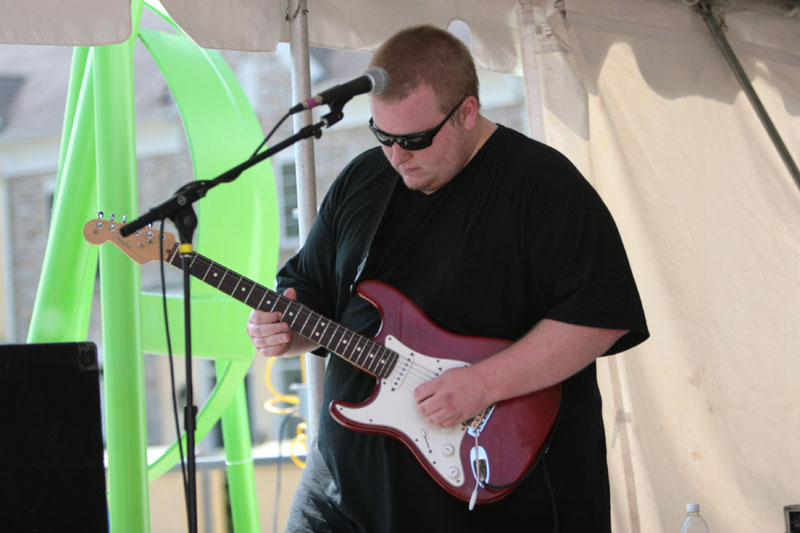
[138,28,279,356]
[137,22,280,397]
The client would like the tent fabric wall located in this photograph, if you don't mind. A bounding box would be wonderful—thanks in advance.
[523,1,800,531]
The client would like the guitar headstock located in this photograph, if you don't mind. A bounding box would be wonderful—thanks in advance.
[83,213,178,265]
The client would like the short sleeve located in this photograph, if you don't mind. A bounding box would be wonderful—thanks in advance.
[529,179,648,355]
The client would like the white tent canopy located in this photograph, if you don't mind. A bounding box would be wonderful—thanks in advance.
[2,1,799,531]
[1,0,526,72]
[2,1,798,71]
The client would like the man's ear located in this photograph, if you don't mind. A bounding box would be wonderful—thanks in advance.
[459,95,480,130]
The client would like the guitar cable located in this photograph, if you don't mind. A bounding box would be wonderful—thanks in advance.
[468,402,562,531]
[158,219,192,526]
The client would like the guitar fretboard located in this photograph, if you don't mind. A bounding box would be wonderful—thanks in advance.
[166,244,398,379]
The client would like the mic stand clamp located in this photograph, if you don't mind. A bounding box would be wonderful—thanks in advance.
[321,102,345,129]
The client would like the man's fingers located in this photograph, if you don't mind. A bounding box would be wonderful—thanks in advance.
[248,321,289,341]
[248,309,283,325]
[247,287,298,356]
[283,287,298,300]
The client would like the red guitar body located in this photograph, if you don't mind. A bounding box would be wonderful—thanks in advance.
[329,280,562,505]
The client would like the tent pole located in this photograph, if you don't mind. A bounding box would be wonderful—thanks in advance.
[696,0,800,190]
[516,0,547,142]
[288,0,325,443]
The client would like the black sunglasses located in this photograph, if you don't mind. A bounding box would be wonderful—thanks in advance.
[368,98,466,151]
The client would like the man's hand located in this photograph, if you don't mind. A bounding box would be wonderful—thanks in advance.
[414,366,488,429]
[413,319,628,429]
[247,288,297,357]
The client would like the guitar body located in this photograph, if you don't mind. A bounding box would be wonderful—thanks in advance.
[330,280,562,505]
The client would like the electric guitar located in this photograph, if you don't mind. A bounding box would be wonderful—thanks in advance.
[83,216,561,505]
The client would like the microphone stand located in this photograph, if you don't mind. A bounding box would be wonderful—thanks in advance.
[121,108,342,533]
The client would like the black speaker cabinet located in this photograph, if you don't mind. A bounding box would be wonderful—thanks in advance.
[787,505,800,533]
[0,342,108,531]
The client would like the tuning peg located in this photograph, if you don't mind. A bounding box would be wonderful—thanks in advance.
[110,213,115,222]
[97,211,104,219]
[122,215,127,224]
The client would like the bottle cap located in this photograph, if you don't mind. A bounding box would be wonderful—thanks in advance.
[686,503,700,513]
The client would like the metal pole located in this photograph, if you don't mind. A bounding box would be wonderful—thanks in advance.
[516,0,547,142]
[697,0,800,190]
[288,0,325,442]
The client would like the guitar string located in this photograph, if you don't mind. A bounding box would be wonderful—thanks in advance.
[271,289,446,385]
[172,248,492,472]
[175,254,503,505]
[195,258,502,496]
[189,255,483,449]
[191,254,446,385]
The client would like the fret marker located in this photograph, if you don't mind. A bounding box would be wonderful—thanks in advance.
[266,300,272,305]
[314,332,321,337]
[213,272,218,277]
[240,287,246,292]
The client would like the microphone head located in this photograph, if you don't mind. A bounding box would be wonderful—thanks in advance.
[365,66,389,96]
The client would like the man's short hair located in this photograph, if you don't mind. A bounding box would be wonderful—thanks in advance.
[369,24,480,113]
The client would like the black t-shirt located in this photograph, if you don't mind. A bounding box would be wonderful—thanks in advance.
[277,125,648,532]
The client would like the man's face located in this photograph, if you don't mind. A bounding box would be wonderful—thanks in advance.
[369,85,477,194]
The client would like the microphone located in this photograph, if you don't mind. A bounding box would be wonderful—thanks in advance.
[290,67,389,114]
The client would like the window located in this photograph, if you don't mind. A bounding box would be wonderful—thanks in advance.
[277,161,299,247]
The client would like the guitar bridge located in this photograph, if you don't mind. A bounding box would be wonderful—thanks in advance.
[466,404,495,436]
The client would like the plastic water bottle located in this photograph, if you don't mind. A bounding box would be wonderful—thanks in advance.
[679,503,709,533]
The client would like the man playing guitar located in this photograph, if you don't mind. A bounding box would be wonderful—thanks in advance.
[247,24,648,533]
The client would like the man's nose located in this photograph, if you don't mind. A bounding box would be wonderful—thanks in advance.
[387,142,412,166]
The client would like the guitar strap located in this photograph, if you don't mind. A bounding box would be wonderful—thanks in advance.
[350,169,400,295]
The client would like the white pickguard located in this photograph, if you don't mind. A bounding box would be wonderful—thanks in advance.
[332,335,472,488]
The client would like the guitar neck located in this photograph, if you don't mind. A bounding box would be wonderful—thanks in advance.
[164,244,397,379]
